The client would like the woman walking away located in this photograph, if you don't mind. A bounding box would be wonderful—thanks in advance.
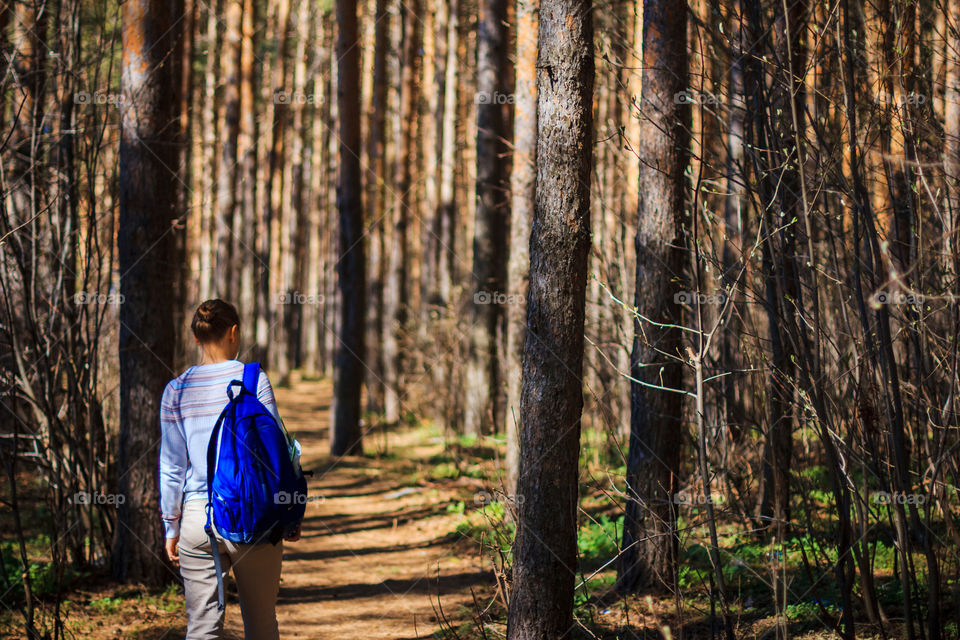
[159,299,301,640]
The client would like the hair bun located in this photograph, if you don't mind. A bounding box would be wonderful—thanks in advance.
[191,299,240,343]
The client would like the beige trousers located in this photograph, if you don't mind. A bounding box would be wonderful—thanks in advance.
[178,499,283,640]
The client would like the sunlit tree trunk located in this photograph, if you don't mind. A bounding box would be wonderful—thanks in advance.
[384,0,422,423]
[947,0,960,232]
[237,0,258,345]
[284,0,311,368]
[213,0,241,301]
[267,0,292,377]
[198,0,220,301]
[506,1,593,637]
[505,0,538,494]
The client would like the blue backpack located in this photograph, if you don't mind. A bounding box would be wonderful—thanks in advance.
[205,362,307,609]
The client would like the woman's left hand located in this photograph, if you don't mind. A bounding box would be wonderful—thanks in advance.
[165,537,180,566]
[284,525,301,542]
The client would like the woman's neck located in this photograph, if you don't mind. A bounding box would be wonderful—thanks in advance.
[198,349,235,365]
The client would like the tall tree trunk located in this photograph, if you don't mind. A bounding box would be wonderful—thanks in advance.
[439,0,460,305]
[752,0,806,535]
[301,8,331,375]
[267,0,292,376]
[214,0,242,301]
[506,1,593,637]
[0,1,9,137]
[719,0,747,461]
[113,0,183,584]
[331,0,366,456]
[237,0,258,347]
[284,0,310,369]
[198,0,221,301]
[505,0,538,494]
[617,0,689,593]
[365,0,389,414]
[174,0,195,369]
[384,0,422,423]
[8,0,46,263]
[465,0,510,436]
[948,0,960,223]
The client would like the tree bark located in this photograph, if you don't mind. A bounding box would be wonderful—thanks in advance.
[617,0,689,593]
[213,0,242,300]
[237,0,258,345]
[948,0,960,223]
[750,0,806,534]
[465,0,510,436]
[384,0,422,423]
[505,0,538,494]
[506,1,593,637]
[114,0,183,585]
[365,0,389,414]
[267,0,292,377]
[198,0,221,301]
[331,0,367,456]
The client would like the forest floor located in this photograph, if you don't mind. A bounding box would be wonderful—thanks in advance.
[252,376,491,639]
[1,376,907,639]
[6,377,493,639]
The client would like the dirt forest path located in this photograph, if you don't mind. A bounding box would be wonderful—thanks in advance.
[219,376,490,639]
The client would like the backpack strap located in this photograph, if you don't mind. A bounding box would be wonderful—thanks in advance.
[242,362,260,397]
[206,507,227,611]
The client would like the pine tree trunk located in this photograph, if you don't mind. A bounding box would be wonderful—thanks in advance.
[505,0,538,494]
[285,0,310,369]
[751,0,805,534]
[506,1,593,637]
[384,0,422,423]
[238,0,258,345]
[114,0,183,585]
[301,9,331,376]
[365,0,389,414]
[437,0,458,307]
[331,0,367,456]
[213,0,241,300]
[268,0,292,377]
[198,0,221,301]
[617,0,689,593]
[465,0,510,436]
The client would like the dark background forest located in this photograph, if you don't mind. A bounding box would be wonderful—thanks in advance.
[1,0,959,637]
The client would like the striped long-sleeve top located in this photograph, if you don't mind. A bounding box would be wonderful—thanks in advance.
[158,360,281,538]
